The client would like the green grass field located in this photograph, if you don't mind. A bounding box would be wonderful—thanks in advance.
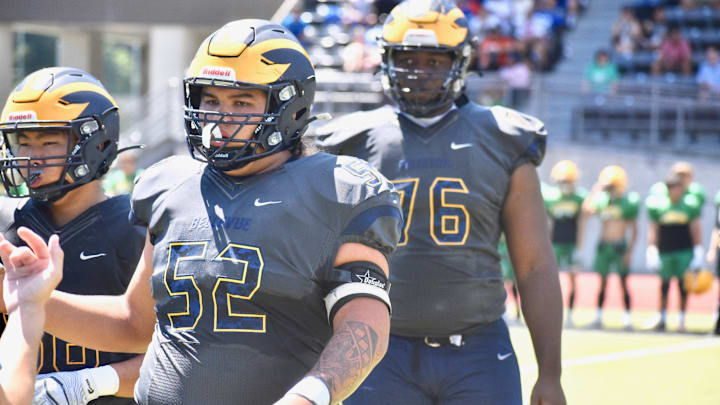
[509,310,720,405]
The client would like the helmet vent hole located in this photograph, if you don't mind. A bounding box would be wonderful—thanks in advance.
[296,107,307,119]
[272,29,285,34]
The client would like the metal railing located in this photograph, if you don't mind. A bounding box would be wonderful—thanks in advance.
[118,70,720,167]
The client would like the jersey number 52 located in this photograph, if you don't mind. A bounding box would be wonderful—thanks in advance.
[163,241,266,333]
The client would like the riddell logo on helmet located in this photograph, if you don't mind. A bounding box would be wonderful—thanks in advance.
[6,111,38,122]
[200,66,236,81]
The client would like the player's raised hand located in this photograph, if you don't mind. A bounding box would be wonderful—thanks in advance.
[0,227,63,313]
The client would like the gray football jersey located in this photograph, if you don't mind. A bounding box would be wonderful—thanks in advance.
[130,153,401,404]
[316,100,546,337]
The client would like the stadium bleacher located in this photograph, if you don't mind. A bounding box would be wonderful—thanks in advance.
[572,0,720,150]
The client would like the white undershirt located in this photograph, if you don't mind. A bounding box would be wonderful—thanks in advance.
[399,104,457,128]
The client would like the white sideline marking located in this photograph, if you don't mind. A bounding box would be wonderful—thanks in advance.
[521,337,720,373]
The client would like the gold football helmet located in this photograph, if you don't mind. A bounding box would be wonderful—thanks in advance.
[379,0,474,117]
[0,67,119,201]
[184,19,316,171]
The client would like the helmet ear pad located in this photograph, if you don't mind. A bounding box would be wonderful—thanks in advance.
[256,79,315,151]
[78,111,119,180]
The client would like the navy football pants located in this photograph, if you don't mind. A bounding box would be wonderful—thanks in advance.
[344,318,522,405]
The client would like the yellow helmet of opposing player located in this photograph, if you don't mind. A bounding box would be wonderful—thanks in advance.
[551,160,579,183]
[598,165,627,195]
[684,269,714,294]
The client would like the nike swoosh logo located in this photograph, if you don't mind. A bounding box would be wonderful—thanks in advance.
[85,378,95,394]
[254,198,282,207]
[450,142,473,150]
[79,252,106,261]
[497,352,513,361]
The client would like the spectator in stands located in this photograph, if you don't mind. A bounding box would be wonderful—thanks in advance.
[645,172,703,332]
[467,3,502,39]
[281,6,307,43]
[642,5,668,51]
[484,0,516,34]
[341,26,380,73]
[611,6,643,57]
[583,49,620,94]
[652,26,692,76]
[499,51,533,108]
[521,0,566,70]
[478,24,515,70]
[582,165,639,329]
[560,0,582,29]
[697,47,720,99]
[679,0,698,11]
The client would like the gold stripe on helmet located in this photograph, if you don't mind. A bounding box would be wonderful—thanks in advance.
[187,38,312,85]
[383,6,467,47]
[1,81,116,124]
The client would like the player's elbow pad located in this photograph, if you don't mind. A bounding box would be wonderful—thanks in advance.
[323,261,391,326]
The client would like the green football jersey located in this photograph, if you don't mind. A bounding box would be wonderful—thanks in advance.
[646,193,700,252]
[649,181,705,207]
[591,191,640,221]
[543,186,587,245]
[646,193,701,224]
[543,186,587,220]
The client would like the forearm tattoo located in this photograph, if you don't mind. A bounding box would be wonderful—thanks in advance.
[310,320,382,403]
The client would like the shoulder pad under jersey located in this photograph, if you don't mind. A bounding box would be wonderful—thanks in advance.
[542,185,561,203]
[488,105,547,167]
[682,194,702,218]
[130,155,203,228]
[293,153,402,260]
[645,193,669,221]
[576,187,589,199]
[312,106,398,154]
[624,192,641,219]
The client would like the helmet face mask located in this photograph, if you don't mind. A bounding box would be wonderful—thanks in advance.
[384,48,462,116]
[379,0,474,118]
[183,19,315,172]
[0,68,119,202]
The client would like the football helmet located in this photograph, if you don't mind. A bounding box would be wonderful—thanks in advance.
[551,160,579,183]
[683,268,714,294]
[598,165,627,195]
[184,19,316,171]
[379,0,474,117]
[0,67,119,202]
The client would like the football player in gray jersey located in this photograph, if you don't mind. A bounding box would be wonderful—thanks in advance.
[0,68,145,405]
[0,20,402,405]
[315,1,565,404]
